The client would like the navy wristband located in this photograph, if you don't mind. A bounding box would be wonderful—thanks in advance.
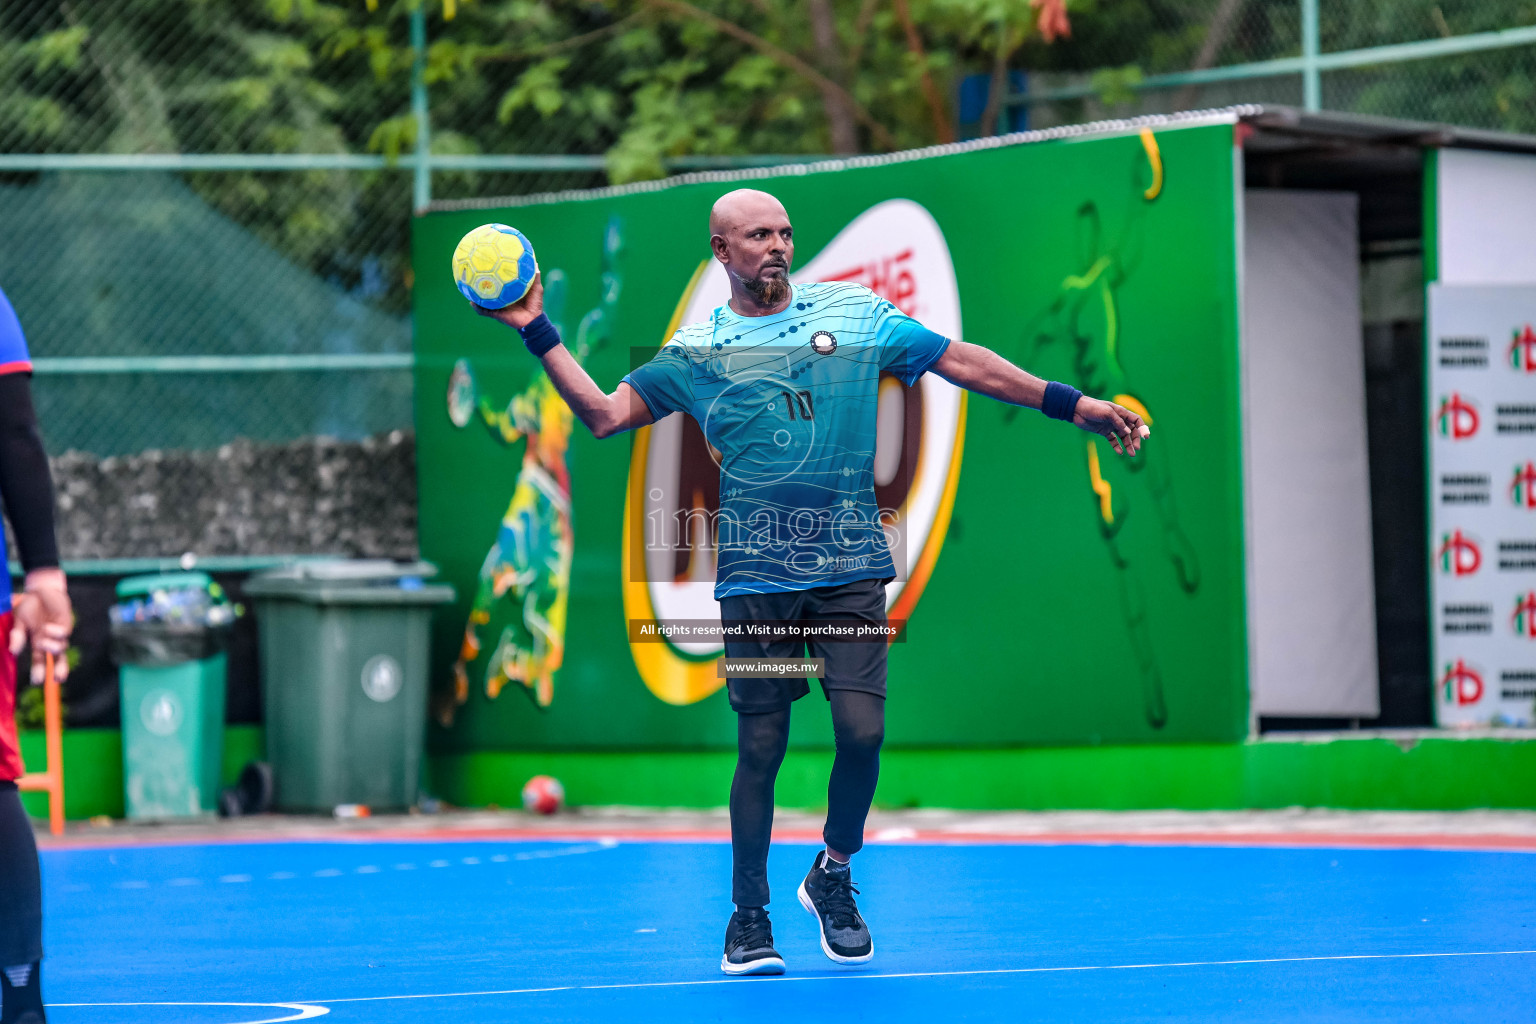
[518,313,562,358]
[1042,381,1082,421]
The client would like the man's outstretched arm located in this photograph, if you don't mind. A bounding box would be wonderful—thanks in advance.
[537,346,655,439]
[474,274,654,439]
[929,339,1148,456]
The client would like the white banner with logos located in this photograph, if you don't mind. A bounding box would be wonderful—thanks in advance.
[1428,283,1536,727]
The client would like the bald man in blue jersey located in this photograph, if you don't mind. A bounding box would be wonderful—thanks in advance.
[473,189,1148,975]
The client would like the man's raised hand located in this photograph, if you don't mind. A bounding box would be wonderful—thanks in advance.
[1072,397,1150,456]
[472,272,544,330]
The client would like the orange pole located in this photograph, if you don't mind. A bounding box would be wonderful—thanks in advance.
[17,654,63,835]
[43,654,62,835]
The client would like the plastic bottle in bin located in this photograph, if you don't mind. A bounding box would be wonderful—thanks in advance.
[110,580,240,628]
[110,574,242,667]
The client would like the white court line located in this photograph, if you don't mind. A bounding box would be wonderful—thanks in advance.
[306,948,1536,1004]
[48,1001,328,1022]
[68,842,616,895]
[512,840,618,861]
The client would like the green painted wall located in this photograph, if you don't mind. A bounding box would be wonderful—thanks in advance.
[428,738,1536,812]
[413,123,1247,754]
[18,725,263,820]
[21,728,1535,818]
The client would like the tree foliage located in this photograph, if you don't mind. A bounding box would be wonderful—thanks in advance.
[357,0,1074,182]
[2,0,1076,174]
[2,0,1532,302]
[6,0,1533,172]
[0,0,415,303]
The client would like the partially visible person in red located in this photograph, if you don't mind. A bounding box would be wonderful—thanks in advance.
[0,283,72,1024]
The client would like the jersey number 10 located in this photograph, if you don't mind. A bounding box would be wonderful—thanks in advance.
[780,389,815,420]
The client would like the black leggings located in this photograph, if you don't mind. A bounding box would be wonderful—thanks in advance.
[730,690,884,908]
[0,782,42,966]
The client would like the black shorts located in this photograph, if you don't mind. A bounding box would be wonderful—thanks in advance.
[719,576,891,714]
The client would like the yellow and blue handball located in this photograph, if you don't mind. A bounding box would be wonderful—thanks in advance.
[452,223,539,309]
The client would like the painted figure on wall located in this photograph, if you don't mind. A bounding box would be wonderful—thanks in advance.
[436,218,623,723]
[1013,131,1200,729]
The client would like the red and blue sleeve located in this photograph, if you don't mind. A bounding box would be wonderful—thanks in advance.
[0,287,32,376]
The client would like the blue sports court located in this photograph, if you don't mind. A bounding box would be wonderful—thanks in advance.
[34,829,1536,1022]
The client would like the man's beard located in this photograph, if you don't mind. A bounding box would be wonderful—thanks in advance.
[743,271,790,306]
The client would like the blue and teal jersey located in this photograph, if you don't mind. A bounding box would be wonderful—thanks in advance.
[0,287,31,605]
[622,281,951,599]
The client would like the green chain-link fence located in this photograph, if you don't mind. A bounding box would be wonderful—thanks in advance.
[0,0,801,566]
[3,1,414,564]
[2,0,1532,566]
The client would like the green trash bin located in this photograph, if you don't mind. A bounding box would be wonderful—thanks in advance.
[111,572,237,820]
[244,561,454,813]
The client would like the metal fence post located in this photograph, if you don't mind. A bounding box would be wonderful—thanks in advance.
[1301,0,1321,111]
[411,5,432,212]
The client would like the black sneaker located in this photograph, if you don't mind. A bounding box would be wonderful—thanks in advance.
[0,961,45,1024]
[797,850,873,964]
[721,906,786,976]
